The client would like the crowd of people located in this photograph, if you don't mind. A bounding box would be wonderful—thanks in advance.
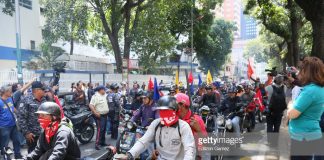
[0,56,323,160]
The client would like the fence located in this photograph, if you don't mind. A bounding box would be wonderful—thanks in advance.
[0,71,196,92]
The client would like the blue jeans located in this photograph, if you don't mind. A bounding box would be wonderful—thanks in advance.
[106,116,112,134]
[0,126,21,157]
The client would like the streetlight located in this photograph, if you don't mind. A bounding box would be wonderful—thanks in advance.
[15,0,23,84]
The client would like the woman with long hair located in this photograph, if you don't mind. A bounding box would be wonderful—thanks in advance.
[287,56,324,160]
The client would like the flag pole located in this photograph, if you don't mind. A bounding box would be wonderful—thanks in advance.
[185,69,192,110]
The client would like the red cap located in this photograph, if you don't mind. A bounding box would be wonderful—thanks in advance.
[175,93,190,107]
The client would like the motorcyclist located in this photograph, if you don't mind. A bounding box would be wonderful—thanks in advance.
[168,88,176,96]
[240,85,256,129]
[24,102,80,160]
[131,91,159,127]
[131,89,144,110]
[126,96,196,160]
[179,86,186,94]
[175,93,209,160]
[107,83,121,140]
[199,85,219,107]
[219,86,242,138]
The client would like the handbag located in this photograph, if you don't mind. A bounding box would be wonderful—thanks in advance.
[1,98,20,130]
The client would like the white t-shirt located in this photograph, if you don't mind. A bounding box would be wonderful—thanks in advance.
[90,92,109,114]
[291,86,302,101]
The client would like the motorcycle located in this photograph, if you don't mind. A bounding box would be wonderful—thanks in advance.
[116,121,146,154]
[1,147,13,160]
[199,105,215,133]
[239,102,254,133]
[58,92,94,144]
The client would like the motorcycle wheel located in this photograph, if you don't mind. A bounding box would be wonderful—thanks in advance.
[257,110,264,123]
[116,133,122,154]
[77,124,94,144]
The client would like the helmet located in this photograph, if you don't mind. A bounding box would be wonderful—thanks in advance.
[110,83,119,90]
[35,102,61,118]
[135,89,144,97]
[205,85,212,90]
[142,91,154,100]
[179,86,185,91]
[227,86,237,93]
[169,87,176,92]
[155,96,178,111]
[236,85,244,92]
[175,93,190,107]
[200,82,207,88]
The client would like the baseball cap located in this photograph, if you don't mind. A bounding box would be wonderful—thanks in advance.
[32,81,45,90]
[175,93,190,107]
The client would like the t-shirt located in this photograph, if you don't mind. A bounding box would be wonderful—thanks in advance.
[289,83,324,141]
[90,93,109,115]
[0,98,16,127]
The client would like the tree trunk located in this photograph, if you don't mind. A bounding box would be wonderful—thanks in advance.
[70,37,74,55]
[94,0,123,73]
[295,0,324,61]
[310,17,324,60]
[286,41,294,66]
[288,0,299,66]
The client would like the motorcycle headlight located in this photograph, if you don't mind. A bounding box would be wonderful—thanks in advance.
[225,119,232,130]
[124,114,130,121]
[216,116,225,126]
[127,122,134,130]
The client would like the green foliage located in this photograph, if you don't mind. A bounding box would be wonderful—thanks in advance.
[243,38,269,63]
[41,0,89,54]
[196,19,236,76]
[0,0,14,16]
[133,0,176,74]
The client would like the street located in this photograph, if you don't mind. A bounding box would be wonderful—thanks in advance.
[15,118,290,160]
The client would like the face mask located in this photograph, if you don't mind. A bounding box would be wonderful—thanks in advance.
[38,117,52,129]
[159,110,178,127]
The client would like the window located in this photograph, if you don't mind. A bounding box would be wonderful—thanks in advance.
[12,0,32,10]
[30,40,35,50]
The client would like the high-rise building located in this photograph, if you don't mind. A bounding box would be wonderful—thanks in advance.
[212,0,242,39]
[0,0,43,70]
[241,14,258,39]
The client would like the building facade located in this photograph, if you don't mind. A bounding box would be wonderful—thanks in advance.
[0,0,42,70]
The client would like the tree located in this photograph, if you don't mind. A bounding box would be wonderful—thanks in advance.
[41,0,89,55]
[24,43,68,70]
[294,0,324,60]
[86,0,154,73]
[243,38,269,63]
[244,0,304,66]
[132,1,176,74]
[0,0,14,15]
[196,19,236,76]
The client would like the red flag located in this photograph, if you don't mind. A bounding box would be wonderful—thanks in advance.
[188,72,193,84]
[255,89,265,112]
[148,77,154,91]
[247,58,254,79]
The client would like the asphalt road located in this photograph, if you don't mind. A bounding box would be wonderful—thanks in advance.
[16,118,290,160]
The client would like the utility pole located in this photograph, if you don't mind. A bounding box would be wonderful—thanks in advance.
[15,0,23,84]
[190,0,194,74]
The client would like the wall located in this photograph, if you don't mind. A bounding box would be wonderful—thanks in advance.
[0,71,198,92]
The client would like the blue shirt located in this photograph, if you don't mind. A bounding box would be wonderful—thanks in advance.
[289,83,324,141]
[131,103,159,127]
[0,97,16,127]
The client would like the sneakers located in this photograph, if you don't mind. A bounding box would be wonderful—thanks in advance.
[95,146,101,150]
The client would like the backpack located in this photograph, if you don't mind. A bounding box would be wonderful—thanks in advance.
[269,85,287,113]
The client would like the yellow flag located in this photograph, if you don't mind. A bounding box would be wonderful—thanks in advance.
[207,70,213,84]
